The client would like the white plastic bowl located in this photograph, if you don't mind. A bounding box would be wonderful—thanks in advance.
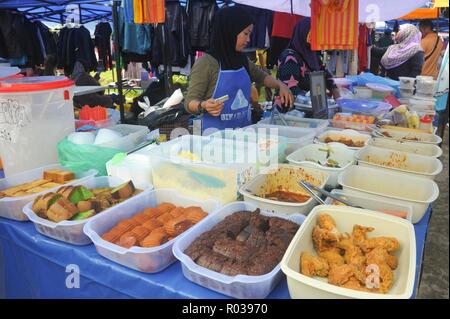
[338,165,439,223]
[373,128,442,145]
[368,138,442,158]
[398,77,415,89]
[83,189,221,273]
[399,88,414,98]
[315,129,372,150]
[324,189,413,222]
[356,146,443,180]
[239,164,329,215]
[286,143,356,188]
[0,164,97,221]
[23,176,153,245]
[172,201,306,299]
[281,205,416,299]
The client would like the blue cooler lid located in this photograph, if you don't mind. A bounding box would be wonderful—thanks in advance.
[337,99,378,112]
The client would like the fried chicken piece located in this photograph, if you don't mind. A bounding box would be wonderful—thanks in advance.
[362,237,400,253]
[319,247,345,268]
[365,263,394,294]
[338,236,366,272]
[366,247,398,270]
[328,264,354,286]
[340,276,372,292]
[317,214,341,238]
[352,225,374,246]
[300,252,329,277]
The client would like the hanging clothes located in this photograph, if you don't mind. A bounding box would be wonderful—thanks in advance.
[94,22,113,71]
[123,0,135,23]
[235,4,273,50]
[271,12,303,39]
[310,0,359,51]
[118,8,152,56]
[151,1,190,68]
[134,0,165,24]
[358,24,369,73]
[187,0,218,52]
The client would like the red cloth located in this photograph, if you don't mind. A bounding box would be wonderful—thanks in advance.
[358,24,369,73]
[271,12,303,39]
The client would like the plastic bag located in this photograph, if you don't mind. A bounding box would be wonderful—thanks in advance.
[58,138,122,176]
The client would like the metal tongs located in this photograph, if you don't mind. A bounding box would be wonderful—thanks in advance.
[269,106,288,126]
[299,180,363,208]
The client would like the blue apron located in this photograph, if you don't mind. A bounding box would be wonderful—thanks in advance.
[202,66,252,134]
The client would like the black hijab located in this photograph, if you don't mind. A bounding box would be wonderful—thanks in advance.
[288,18,321,71]
[208,6,253,71]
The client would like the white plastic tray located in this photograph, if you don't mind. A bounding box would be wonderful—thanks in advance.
[281,205,416,299]
[315,129,372,150]
[83,189,221,273]
[22,176,153,245]
[239,164,329,215]
[259,116,329,133]
[356,146,443,180]
[0,164,97,221]
[368,138,442,158]
[286,143,356,188]
[373,128,442,145]
[98,124,149,152]
[172,201,306,299]
[338,165,439,223]
[324,189,413,222]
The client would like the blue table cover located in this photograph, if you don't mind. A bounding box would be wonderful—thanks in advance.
[0,206,431,299]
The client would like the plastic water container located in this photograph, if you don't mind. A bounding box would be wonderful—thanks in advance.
[0,76,75,177]
[22,176,153,245]
[0,164,97,221]
[366,83,396,100]
[172,201,306,299]
[83,189,221,273]
[337,99,391,117]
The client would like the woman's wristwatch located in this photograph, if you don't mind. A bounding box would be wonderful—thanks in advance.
[197,101,205,115]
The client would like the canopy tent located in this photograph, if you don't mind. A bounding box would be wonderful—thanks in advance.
[233,0,430,22]
[0,0,112,24]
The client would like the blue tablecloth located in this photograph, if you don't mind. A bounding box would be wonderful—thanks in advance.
[0,207,431,299]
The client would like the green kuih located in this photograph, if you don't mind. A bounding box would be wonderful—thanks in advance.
[70,210,96,221]
[69,186,93,204]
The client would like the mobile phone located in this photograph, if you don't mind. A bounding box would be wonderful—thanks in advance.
[215,95,229,103]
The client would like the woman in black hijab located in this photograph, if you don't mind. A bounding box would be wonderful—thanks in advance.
[185,6,292,133]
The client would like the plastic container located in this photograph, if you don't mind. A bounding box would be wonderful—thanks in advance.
[76,109,121,130]
[373,128,442,145]
[356,146,443,180]
[419,116,433,132]
[315,129,372,150]
[239,164,329,215]
[286,143,356,188]
[258,116,329,133]
[106,152,155,190]
[0,164,97,221]
[368,138,442,158]
[96,124,149,152]
[324,189,413,222]
[333,78,352,89]
[208,129,287,165]
[338,165,439,223]
[366,83,396,100]
[143,135,259,205]
[353,86,372,99]
[337,99,391,117]
[244,124,317,158]
[0,76,75,177]
[398,77,416,89]
[281,205,416,299]
[409,97,435,111]
[173,201,306,299]
[331,113,376,132]
[416,76,433,82]
[416,79,437,95]
[83,189,221,273]
[399,88,414,98]
[22,176,153,245]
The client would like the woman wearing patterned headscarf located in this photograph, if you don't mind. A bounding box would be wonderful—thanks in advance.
[372,24,424,80]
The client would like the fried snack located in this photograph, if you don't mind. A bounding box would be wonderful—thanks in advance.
[46,197,79,222]
[111,181,136,200]
[141,227,169,247]
[300,252,329,277]
[156,202,176,215]
[156,212,174,224]
[141,219,163,232]
[44,170,75,183]
[338,236,366,272]
[168,207,185,219]
[164,217,195,237]
[352,225,374,246]
[132,213,151,225]
[312,213,342,252]
[319,247,345,268]
[130,226,151,246]
[32,193,62,219]
[366,247,398,270]
[116,219,140,232]
[102,228,126,243]
[328,264,355,286]
[185,209,208,224]
[362,237,400,253]
[142,207,164,219]
[118,232,137,248]
[340,276,372,292]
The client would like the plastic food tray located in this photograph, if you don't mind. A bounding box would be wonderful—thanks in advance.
[356,146,443,180]
[83,189,221,273]
[315,129,372,150]
[281,205,416,299]
[286,143,356,188]
[172,201,306,299]
[373,128,442,145]
[338,165,439,223]
[259,116,329,133]
[324,189,413,222]
[368,138,442,158]
[22,176,153,245]
[239,164,329,215]
[0,164,97,221]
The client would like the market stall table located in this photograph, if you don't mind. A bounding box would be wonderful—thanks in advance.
[0,206,431,299]
[73,86,108,96]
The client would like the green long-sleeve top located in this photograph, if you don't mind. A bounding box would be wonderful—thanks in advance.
[184,53,269,113]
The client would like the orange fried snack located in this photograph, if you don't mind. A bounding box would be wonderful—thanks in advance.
[164,217,195,237]
[300,252,329,277]
[141,227,169,248]
[156,203,176,215]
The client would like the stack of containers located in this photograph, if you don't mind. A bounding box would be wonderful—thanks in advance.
[415,76,437,99]
[398,77,415,98]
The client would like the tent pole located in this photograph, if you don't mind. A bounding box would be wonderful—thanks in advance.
[112,0,125,123]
